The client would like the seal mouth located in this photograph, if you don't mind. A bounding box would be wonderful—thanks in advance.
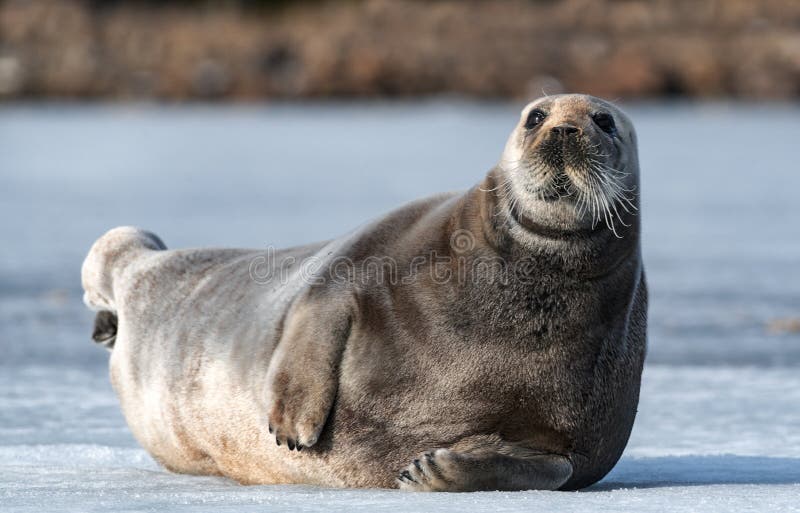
[533,170,573,202]
[524,140,586,203]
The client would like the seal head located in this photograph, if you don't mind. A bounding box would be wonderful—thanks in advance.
[499,95,639,240]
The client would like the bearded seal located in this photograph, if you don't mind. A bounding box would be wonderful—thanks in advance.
[81,94,646,491]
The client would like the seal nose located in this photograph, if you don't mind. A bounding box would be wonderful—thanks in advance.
[551,124,580,136]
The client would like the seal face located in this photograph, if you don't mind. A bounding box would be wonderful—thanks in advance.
[500,95,639,240]
[82,94,646,492]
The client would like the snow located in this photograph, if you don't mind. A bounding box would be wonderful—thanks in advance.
[2,365,799,512]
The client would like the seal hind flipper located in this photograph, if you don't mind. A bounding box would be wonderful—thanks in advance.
[82,226,166,313]
[82,226,166,351]
[92,310,118,349]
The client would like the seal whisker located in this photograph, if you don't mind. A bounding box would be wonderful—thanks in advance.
[585,172,607,229]
[583,159,638,232]
[588,167,626,236]
[481,174,515,193]
[496,178,521,220]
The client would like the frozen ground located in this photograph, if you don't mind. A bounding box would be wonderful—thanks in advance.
[2,365,799,512]
[1,103,799,511]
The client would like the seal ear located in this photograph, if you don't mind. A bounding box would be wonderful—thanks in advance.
[264,288,354,451]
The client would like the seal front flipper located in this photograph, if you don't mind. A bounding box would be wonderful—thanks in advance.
[396,446,572,492]
[264,287,354,451]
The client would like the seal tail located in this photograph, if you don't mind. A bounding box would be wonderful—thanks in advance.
[81,226,166,350]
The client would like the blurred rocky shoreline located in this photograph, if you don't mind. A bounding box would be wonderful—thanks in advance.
[1,0,799,101]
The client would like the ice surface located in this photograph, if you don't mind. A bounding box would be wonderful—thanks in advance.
[1,103,799,511]
[1,365,799,512]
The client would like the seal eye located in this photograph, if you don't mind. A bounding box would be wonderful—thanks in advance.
[593,112,617,135]
[524,109,547,129]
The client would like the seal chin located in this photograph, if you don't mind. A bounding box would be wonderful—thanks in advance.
[507,196,600,240]
[503,153,605,237]
[506,184,598,239]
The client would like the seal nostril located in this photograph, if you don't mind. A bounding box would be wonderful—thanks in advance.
[551,124,579,136]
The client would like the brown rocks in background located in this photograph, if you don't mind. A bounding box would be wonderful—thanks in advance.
[767,318,800,335]
[1,0,799,100]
